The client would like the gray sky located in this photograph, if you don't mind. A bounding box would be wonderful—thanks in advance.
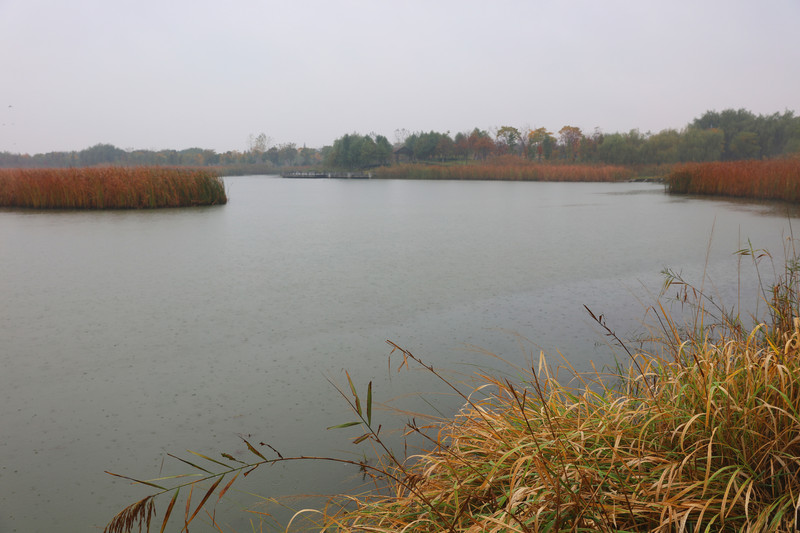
[1,0,798,154]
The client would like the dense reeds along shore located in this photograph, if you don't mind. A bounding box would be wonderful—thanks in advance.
[105,241,800,533]
[375,157,634,182]
[667,158,800,203]
[0,167,227,209]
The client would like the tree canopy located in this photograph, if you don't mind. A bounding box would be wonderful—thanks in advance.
[324,133,392,169]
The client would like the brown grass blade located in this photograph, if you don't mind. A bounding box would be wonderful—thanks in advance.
[184,476,225,528]
[167,453,213,474]
[327,421,361,430]
[104,471,168,491]
[346,370,362,416]
[183,483,194,531]
[221,452,244,463]
[187,449,230,468]
[241,437,267,461]
[367,381,373,426]
[159,489,179,533]
[217,471,240,502]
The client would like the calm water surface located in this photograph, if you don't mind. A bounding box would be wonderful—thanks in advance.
[1,177,798,531]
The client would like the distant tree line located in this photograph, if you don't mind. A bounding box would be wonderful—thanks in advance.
[376,109,800,167]
[595,109,800,165]
[0,138,323,169]
[2,109,798,170]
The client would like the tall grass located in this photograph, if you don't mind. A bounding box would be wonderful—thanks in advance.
[0,167,227,209]
[667,158,800,202]
[376,157,633,182]
[105,240,800,533]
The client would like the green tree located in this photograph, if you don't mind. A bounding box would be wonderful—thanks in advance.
[435,134,455,161]
[79,143,125,166]
[679,127,724,162]
[360,137,377,166]
[558,126,583,161]
[581,127,602,162]
[495,126,521,155]
[413,132,438,160]
[642,129,680,165]
[729,131,761,160]
[596,130,648,165]
[296,146,318,166]
[785,118,800,154]
[693,109,756,160]
[596,133,628,164]
[526,127,551,160]
[753,110,799,157]
[374,135,392,166]
[541,132,556,160]
[326,133,391,169]
[468,128,494,159]
[405,131,453,161]
[277,143,297,166]
[454,132,470,160]
[265,146,280,165]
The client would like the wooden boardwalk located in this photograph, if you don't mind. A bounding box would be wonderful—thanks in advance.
[282,171,371,179]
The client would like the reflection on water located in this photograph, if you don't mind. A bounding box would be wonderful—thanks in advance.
[0,177,797,531]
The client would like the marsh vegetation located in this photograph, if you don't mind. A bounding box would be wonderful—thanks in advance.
[374,157,633,182]
[667,158,800,203]
[0,167,226,209]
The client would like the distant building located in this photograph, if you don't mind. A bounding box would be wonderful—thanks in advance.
[393,145,412,163]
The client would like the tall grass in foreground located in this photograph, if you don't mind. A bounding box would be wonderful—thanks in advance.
[105,240,800,532]
[376,157,633,182]
[667,158,800,203]
[0,167,227,209]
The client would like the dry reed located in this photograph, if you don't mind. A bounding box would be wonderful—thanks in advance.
[0,167,227,209]
[376,157,633,182]
[667,159,800,203]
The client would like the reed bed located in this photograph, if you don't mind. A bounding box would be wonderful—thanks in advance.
[376,157,633,182]
[0,167,227,209]
[667,158,800,202]
[105,244,800,533]
[327,337,800,531]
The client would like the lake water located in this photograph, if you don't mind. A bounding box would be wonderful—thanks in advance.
[1,176,798,532]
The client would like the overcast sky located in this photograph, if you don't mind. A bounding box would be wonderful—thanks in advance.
[1,0,798,154]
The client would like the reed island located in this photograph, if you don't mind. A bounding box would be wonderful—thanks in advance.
[0,167,227,209]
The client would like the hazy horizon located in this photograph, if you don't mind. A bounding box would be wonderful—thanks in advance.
[2,0,798,155]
